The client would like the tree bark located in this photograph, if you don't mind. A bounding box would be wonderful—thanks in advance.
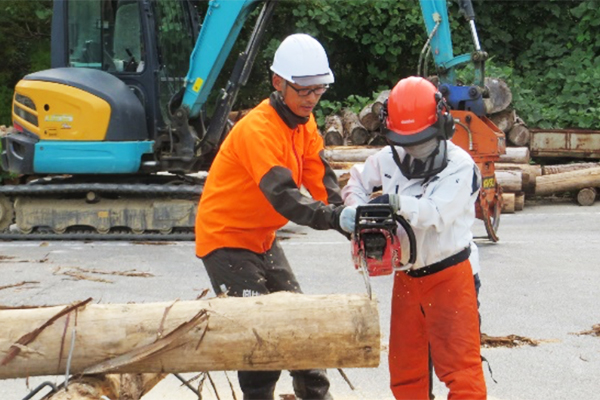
[499,147,530,164]
[576,187,596,206]
[359,103,381,132]
[43,374,165,400]
[0,292,379,379]
[535,167,600,196]
[507,120,531,147]
[342,109,370,145]
[368,134,388,147]
[542,162,600,175]
[323,115,344,146]
[496,170,522,193]
[501,193,515,214]
[514,192,525,211]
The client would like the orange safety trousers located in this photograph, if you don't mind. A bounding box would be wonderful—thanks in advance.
[389,259,486,400]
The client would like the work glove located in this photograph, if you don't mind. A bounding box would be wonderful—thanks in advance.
[369,193,401,213]
[339,205,357,234]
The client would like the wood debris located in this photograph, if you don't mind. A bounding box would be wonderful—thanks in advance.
[571,324,600,337]
[0,281,39,291]
[480,333,540,348]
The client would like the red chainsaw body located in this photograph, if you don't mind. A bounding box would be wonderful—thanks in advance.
[352,228,402,276]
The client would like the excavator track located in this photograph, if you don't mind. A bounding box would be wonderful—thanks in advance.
[0,177,203,241]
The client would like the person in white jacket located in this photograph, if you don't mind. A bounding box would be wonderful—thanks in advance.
[340,76,486,400]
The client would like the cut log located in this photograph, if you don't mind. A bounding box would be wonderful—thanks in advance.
[499,147,530,164]
[496,170,522,193]
[329,161,360,170]
[342,109,370,145]
[535,167,600,196]
[514,192,525,211]
[43,373,165,400]
[368,134,388,147]
[542,162,600,175]
[501,193,515,213]
[489,109,515,134]
[323,146,381,162]
[576,187,596,206]
[508,120,531,147]
[483,77,513,114]
[358,103,381,132]
[495,163,540,195]
[0,292,379,379]
[323,115,344,146]
[371,90,390,118]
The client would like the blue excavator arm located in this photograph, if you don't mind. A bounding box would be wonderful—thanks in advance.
[181,0,264,118]
[418,0,489,116]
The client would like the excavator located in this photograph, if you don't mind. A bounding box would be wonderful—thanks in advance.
[0,0,276,239]
[0,0,504,241]
[419,0,506,241]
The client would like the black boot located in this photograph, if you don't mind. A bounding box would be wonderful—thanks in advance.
[290,369,333,400]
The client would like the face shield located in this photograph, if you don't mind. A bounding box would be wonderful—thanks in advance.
[397,139,448,180]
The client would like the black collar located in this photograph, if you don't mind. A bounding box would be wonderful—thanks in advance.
[269,91,309,129]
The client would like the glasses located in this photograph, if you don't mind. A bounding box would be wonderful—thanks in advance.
[286,83,329,97]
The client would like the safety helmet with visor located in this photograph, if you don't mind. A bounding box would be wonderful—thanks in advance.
[382,76,455,179]
[270,34,334,87]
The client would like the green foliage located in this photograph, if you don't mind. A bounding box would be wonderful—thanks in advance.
[0,0,52,125]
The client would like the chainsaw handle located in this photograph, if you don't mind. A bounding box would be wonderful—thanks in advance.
[394,214,417,266]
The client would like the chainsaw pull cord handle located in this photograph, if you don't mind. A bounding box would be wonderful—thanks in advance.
[394,214,418,267]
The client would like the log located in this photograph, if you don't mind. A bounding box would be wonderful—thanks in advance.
[542,162,600,175]
[576,187,596,206]
[43,373,165,400]
[501,193,515,214]
[342,109,370,145]
[483,77,513,114]
[495,163,541,195]
[368,134,388,147]
[499,147,530,164]
[489,109,515,134]
[323,146,381,162]
[0,292,379,379]
[535,167,600,196]
[358,103,381,132]
[371,90,390,118]
[323,115,344,146]
[507,120,531,147]
[496,170,522,193]
[329,161,360,170]
[514,192,525,211]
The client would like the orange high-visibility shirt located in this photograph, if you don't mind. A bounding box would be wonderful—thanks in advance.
[195,99,337,257]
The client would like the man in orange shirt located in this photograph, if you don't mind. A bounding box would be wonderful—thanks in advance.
[196,33,355,400]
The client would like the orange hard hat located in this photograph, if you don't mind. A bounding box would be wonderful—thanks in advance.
[384,76,453,146]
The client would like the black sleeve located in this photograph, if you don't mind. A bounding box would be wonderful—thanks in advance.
[259,165,345,232]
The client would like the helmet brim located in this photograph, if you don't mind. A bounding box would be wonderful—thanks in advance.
[291,70,335,86]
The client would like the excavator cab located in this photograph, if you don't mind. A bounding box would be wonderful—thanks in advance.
[0,0,274,237]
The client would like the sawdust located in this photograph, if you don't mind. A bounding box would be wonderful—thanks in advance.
[571,324,600,337]
[481,333,541,348]
[53,266,153,283]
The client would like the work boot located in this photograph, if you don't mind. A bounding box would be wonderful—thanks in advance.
[290,369,333,400]
[239,370,281,400]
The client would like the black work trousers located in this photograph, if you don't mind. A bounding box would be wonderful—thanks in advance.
[201,239,333,400]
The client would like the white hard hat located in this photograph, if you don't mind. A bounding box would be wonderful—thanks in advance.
[270,33,334,86]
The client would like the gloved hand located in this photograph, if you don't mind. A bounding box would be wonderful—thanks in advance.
[369,193,401,213]
[339,206,357,234]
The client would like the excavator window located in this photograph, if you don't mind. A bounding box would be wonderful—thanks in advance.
[67,0,145,73]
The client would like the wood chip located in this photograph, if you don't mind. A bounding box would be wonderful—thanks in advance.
[481,333,540,348]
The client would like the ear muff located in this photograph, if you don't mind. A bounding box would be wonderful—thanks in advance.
[435,92,455,140]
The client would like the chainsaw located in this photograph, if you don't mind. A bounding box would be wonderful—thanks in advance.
[351,204,417,299]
